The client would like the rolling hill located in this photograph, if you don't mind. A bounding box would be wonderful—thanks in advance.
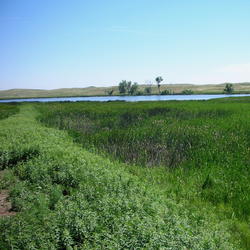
[1,82,250,99]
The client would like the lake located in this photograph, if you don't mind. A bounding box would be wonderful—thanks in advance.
[1,94,250,103]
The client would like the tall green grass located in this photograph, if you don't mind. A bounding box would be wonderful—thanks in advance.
[0,103,19,120]
[0,104,238,249]
[37,98,250,247]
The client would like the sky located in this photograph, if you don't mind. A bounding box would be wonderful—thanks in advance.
[0,0,250,90]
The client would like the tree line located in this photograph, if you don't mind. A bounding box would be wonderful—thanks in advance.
[116,76,195,96]
[106,78,234,95]
[118,77,166,96]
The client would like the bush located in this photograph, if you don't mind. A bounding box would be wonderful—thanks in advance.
[160,89,171,95]
[181,89,194,95]
[224,83,234,94]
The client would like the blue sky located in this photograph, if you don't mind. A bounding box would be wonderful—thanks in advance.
[0,0,250,90]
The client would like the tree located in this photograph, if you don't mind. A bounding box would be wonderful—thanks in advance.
[129,82,138,95]
[155,76,163,94]
[118,80,139,95]
[224,83,234,94]
[108,89,114,95]
[118,80,128,94]
[105,89,114,96]
[127,81,132,94]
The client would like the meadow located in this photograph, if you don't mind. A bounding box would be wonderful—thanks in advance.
[0,98,249,249]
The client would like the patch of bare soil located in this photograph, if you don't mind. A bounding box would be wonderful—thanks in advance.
[0,190,16,216]
[0,171,16,217]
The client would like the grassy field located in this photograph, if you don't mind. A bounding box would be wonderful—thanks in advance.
[0,98,250,248]
[1,82,250,99]
[0,103,19,119]
[37,98,250,247]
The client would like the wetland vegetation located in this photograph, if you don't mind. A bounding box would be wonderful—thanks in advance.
[0,97,250,249]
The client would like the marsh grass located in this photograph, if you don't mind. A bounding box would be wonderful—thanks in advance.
[0,104,239,249]
[38,102,235,168]
[36,98,250,248]
[0,103,19,120]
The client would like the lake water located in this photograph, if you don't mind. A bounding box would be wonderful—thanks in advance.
[1,94,250,103]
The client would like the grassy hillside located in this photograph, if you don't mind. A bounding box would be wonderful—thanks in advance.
[1,82,250,99]
[0,102,245,249]
[0,87,108,99]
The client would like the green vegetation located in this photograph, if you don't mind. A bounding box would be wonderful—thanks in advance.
[105,89,114,96]
[0,103,19,120]
[0,98,250,248]
[1,82,250,99]
[155,76,163,94]
[160,89,171,95]
[182,89,194,95]
[224,83,234,94]
[118,80,139,95]
[0,103,237,249]
[37,98,250,248]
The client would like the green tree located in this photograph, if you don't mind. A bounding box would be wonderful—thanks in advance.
[155,76,163,94]
[119,80,139,95]
[129,82,138,95]
[108,89,114,95]
[127,81,132,94]
[105,89,114,96]
[224,83,234,94]
[118,80,128,94]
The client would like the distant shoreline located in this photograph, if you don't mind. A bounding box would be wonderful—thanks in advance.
[1,94,250,103]
[1,83,250,100]
[0,92,250,101]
